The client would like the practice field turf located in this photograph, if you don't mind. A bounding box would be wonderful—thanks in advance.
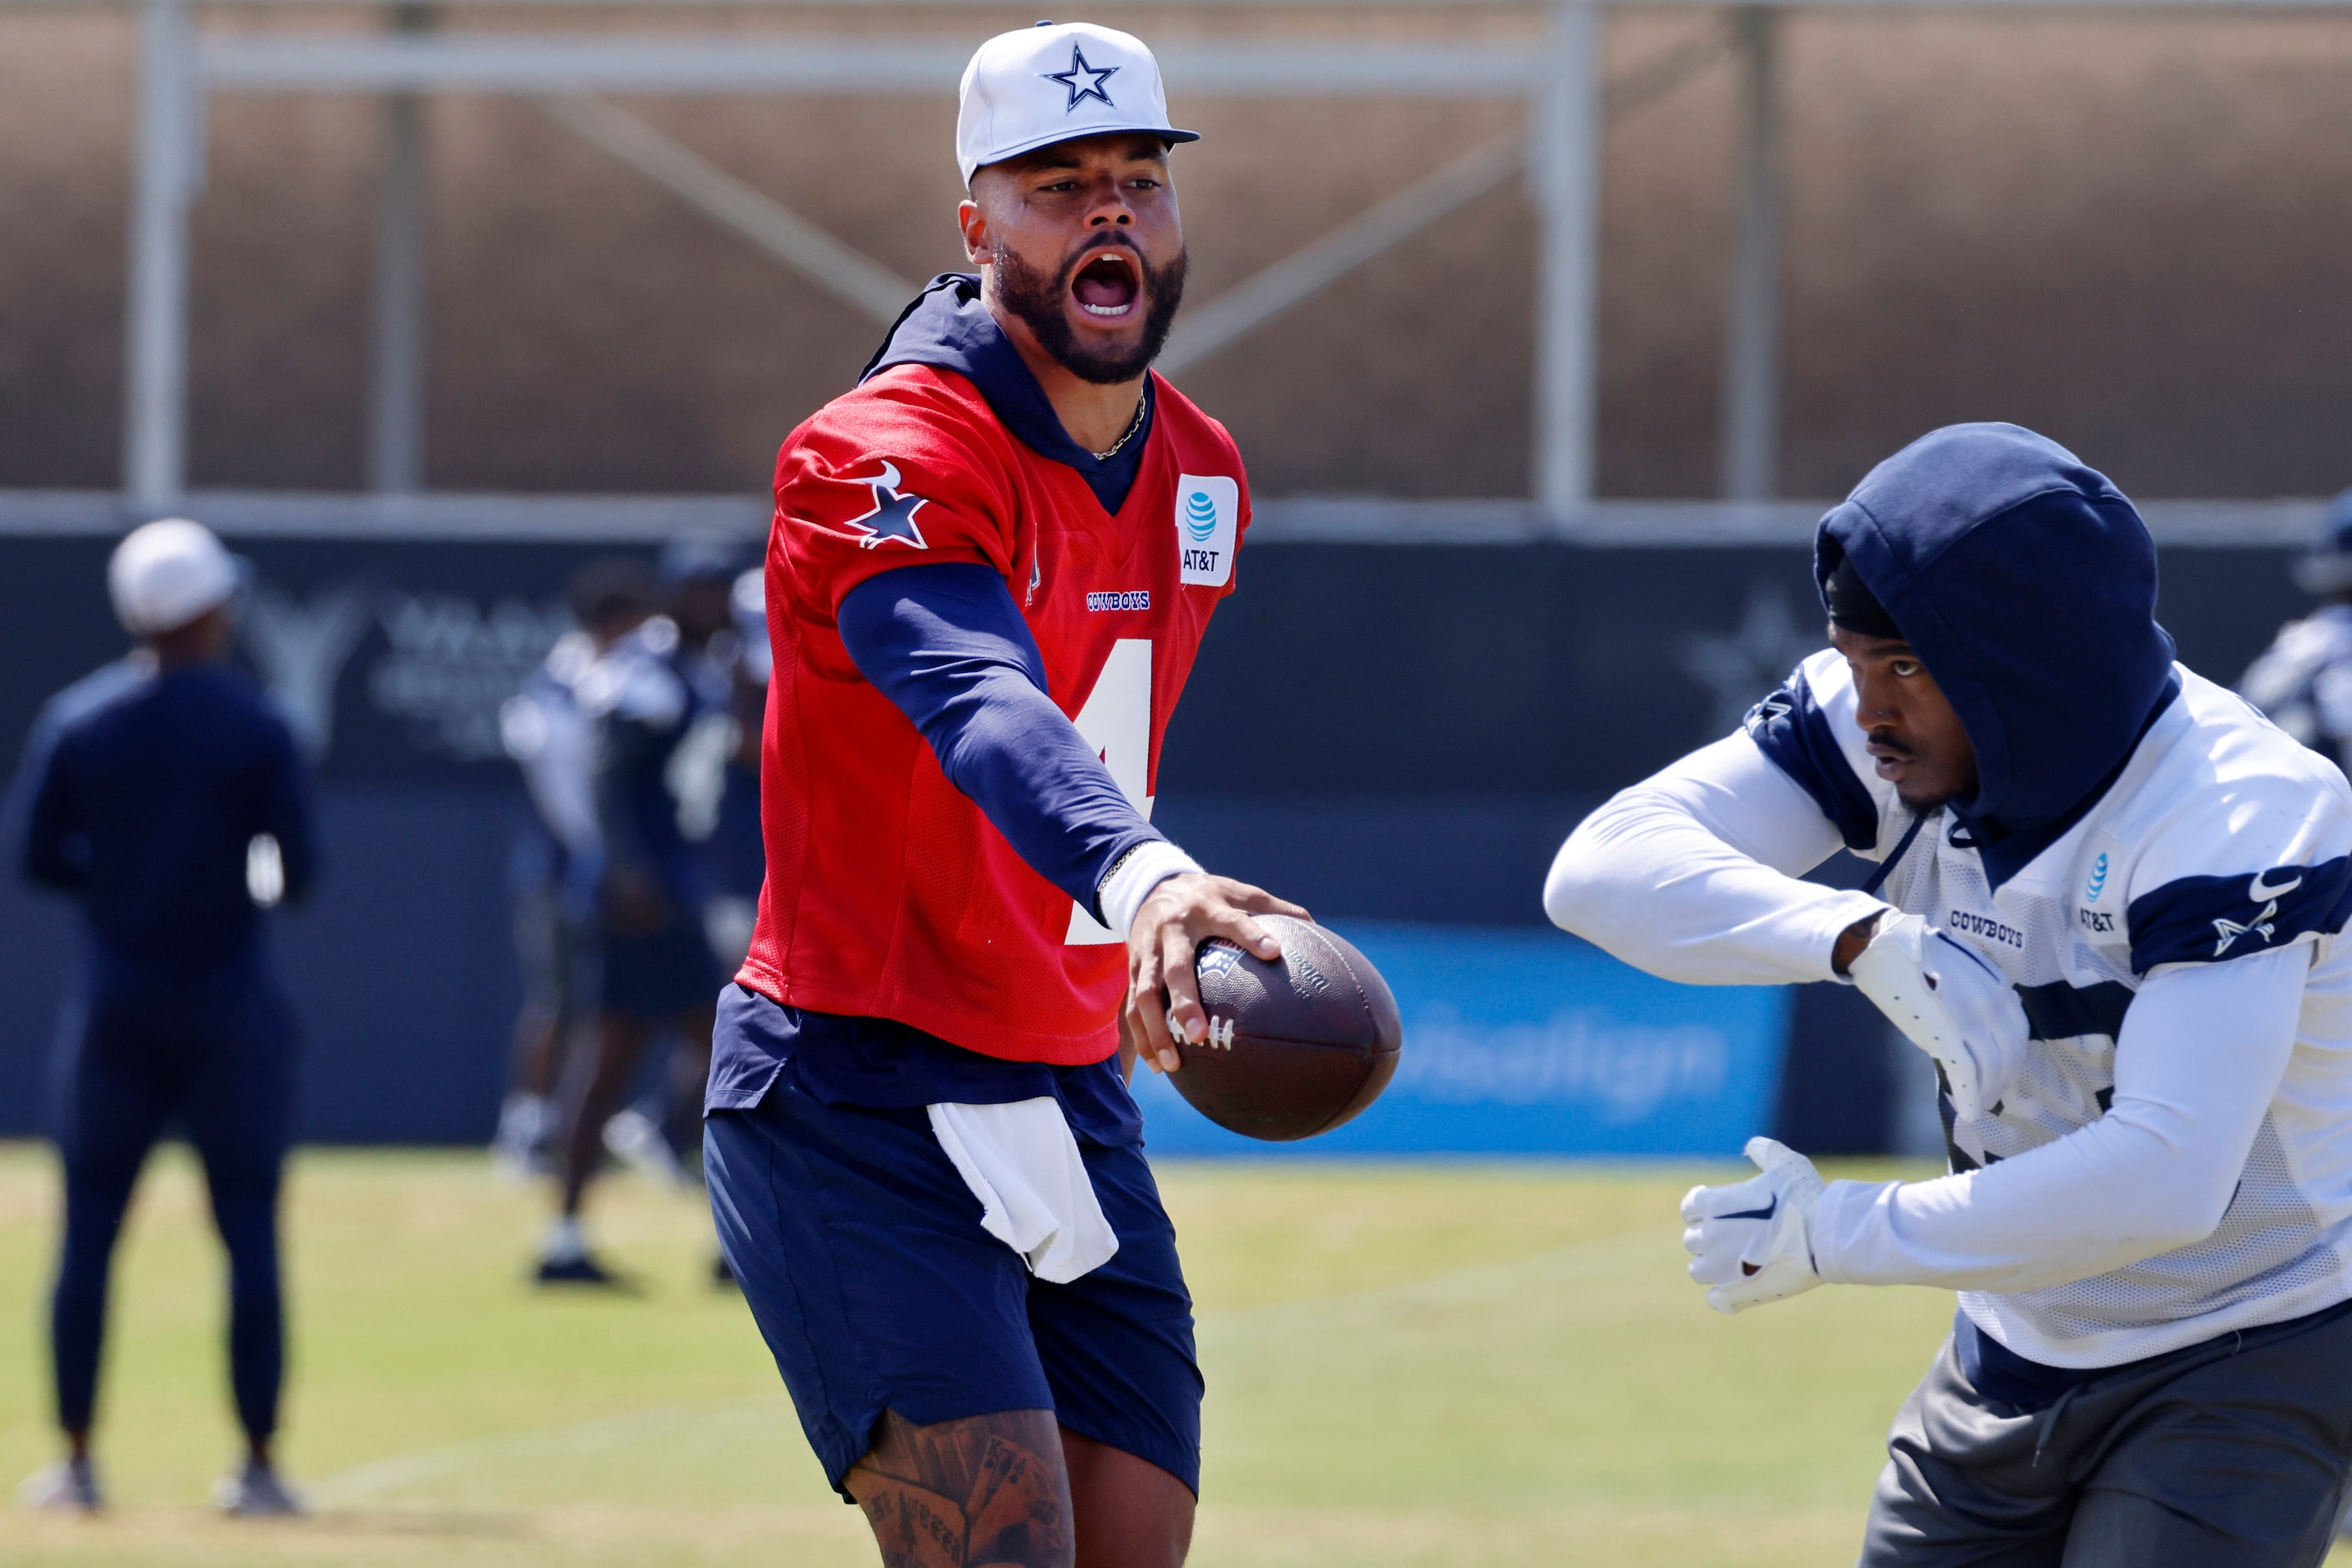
[0,1145,2330,1568]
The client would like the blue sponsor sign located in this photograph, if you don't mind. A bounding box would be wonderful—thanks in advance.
[1132,921,1792,1156]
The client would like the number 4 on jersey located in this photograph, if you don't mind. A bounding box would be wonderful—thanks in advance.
[1065,639,1152,945]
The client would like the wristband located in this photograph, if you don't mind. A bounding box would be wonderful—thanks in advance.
[1097,839,1205,941]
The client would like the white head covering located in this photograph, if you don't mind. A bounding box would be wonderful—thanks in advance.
[108,518,240,637]
[956,22,1197,185]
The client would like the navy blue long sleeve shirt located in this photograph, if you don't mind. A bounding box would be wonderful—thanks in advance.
[10,660,316,979]
[836,562,1163,923]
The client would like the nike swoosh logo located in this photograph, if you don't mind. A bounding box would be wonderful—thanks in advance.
[2249,870,2304,901]
[1722,1201,1778,1222]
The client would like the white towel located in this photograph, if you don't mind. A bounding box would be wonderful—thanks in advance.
[926,1097,1120,1284]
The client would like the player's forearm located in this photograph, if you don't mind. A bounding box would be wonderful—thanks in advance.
[930,669,1166,913]
[1545,737,1884,986]
[264,746,320,906]
[839,563,1169,921]
[1813,948,2306,1292]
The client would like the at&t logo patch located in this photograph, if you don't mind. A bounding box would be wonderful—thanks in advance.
[1176,474,1238,588]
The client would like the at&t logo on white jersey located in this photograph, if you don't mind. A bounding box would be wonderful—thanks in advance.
[1176,474,1238,588]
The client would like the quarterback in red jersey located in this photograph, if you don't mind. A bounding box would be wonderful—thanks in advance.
[703,21,1303,1567]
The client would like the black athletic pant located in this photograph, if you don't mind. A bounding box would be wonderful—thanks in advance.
[1861,1302,2352,1566]
[49,964,297,1445]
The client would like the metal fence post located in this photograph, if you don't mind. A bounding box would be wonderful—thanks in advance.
[124,0,199,512]
[367,2,435,494]
[1720,4,1782,502]
[1531,0,1603,521]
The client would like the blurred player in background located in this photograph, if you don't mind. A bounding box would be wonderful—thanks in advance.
[704,23,1304,1565]
[1549,425,2352,1565]
[534,538,737,1284]
[8,519,316,1516]
[699,564,771,977]
[2240,488,2352,775]
[492,557,654,1180]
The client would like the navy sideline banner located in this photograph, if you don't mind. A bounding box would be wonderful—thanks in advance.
[0,538,2317,1146]
[1131,922,1792,1157]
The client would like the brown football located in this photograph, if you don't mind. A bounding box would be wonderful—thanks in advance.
[1170,915,1404,1142]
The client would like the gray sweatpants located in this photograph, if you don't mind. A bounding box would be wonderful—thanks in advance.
[1860,1302,2352,1567]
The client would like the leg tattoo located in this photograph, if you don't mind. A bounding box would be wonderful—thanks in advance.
[847,1409,1074,1568]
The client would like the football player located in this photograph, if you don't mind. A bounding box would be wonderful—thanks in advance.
[2240,488,2352,775]
[10,520,316,1516]
[493,556,653,1181]
[1546,424,2352,1565]
[535,539,738,1282]
[703,22,1300,1566]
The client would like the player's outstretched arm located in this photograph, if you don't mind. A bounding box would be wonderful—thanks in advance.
[1123,872,1308,1075]
[839,563,1168,913]
[838,564,1309,1071]
[1811,944,2305,1293]
[1545,732,1888,987]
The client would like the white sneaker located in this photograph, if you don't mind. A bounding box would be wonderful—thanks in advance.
[212,1459,304,1518]
[603,1107,690,1190]
[20,1457,102,1513]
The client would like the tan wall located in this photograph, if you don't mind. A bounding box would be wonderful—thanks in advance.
[6,5,2352,499]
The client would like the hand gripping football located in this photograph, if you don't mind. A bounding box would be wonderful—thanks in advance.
[1173,915,1404,1141]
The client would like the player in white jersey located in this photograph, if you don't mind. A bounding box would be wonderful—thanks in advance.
[1547,423,2352,1565]
[2241,492,2352,776]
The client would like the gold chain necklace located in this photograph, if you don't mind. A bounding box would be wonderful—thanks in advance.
[1091,393,1148,463]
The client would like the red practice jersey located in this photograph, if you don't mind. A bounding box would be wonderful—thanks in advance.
[740,364,1249,1065]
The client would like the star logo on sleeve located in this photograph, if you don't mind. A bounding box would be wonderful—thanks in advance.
[2211,868,2304,956]
[845,460,930,550]
[2212,901,2280,957]
[1042,44,1118,112]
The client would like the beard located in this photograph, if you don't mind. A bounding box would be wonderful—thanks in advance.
[990,235,1188,386]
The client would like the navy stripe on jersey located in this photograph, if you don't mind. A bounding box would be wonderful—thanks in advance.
[2014,979,2134,1043]
[837,561,1163,923]
[2125,856,2352,973]
[1744,667,1879,852]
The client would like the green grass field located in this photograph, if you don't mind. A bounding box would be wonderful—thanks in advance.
[0,1142,2290,1567]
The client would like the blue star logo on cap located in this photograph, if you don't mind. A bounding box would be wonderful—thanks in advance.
[1042,43,1118,113]
[845,461,929,550]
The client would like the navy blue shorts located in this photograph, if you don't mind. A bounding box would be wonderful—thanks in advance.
[705,1075,1201,1499]
[599,912,719,1020]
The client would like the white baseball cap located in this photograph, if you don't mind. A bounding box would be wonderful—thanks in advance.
[957,22,1197,186]
[108,517,240,637]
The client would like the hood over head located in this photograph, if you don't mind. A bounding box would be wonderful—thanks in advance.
[859,273,1155,514]
[1814,422,2177,883]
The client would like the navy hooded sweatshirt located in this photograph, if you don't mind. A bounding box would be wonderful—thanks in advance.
[1806,422,2181,890]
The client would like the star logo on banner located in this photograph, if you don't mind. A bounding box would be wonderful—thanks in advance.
[1042,44,1119,112]
[1680,583,1828,738]
[845,461,929,550]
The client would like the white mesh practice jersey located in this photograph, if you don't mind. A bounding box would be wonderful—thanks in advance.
[1790,650,2352,1362]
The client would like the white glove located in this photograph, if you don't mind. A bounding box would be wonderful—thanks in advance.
[1848,913,2030,1122]
[1679,1136,1826,1314]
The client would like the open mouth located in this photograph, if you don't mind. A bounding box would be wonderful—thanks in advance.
[1070,250,1141,321]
